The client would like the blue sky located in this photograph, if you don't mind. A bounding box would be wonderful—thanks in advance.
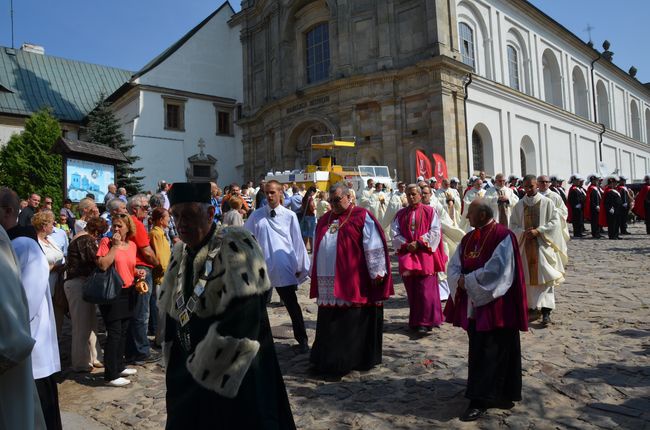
[0,0,648,83]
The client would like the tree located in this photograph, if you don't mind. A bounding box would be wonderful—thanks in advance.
[86,97,143,195]
[0,108,63,207]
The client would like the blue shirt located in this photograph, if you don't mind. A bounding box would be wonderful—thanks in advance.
[284,193,303,212]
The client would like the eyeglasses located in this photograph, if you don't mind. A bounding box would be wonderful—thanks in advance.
[135,205,150,210]
[114,213,129,218]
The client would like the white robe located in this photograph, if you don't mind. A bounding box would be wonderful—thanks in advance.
[0,228,44,429]
[484,186,519,226]
[461,188,486,232]
[316,212,387,306]
[427,199,465,301]
[244,204,310,288]
[509,194,566,310]
[540,190,570,246]
[435,188,462,227]
[12,236,61,380]
[360,191,401,241]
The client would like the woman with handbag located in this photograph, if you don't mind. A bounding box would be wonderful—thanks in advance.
[64,217,107,372]
[96,214,144,387]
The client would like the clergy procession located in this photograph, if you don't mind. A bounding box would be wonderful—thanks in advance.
[2,169,649,429]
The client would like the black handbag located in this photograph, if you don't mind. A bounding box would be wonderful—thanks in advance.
[82,266,124,304]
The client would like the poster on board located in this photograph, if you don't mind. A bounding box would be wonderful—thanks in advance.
[65,158,115,202]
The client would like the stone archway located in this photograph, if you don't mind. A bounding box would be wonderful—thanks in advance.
[286,118,335,170]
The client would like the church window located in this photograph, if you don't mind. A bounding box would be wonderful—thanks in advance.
[217,110,232,135]
[645,109,650,144]
[193,165,211,178]
[306,23,330,84]
[507,45,520,91]
[542,49,563,108]
[596,81,610,128]
[472,130,484,171]
[163,96,186,131]
[459,23,475,69]
[630,100,640,140]
[572,67,589,119]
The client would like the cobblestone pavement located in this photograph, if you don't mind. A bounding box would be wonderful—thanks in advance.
[59,223,650,429]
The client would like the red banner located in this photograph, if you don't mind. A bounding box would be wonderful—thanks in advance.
[432,153,448,182]
[415,150,432,179]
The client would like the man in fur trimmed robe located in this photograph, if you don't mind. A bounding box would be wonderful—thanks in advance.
[159,183,295,429]
[446,199,528,422]
[510,175,567,326]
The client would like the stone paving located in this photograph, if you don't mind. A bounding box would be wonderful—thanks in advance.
[59,223,650,429]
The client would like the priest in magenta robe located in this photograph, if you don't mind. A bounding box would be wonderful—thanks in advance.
[309,183,394,375]
[392,184,446,333]
[445,198,528,422]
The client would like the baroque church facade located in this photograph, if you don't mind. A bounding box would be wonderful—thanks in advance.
[234,0,650,183]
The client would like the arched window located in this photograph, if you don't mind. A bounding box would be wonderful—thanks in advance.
[459,22,475,69]
[542,50,563,108]
[645,109,650,144]
[631,100,641,140]
[596,81,610,128]
[520,149,527,176]
[572,67,589,119]
[507,45,520,91]
[472,130,483,171]
[306,23,330,84]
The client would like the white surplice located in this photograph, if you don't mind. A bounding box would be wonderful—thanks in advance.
[447,233,516,318]
[540,189,571,245]
[435,187,462,227]
[427,198,465,300]
[0,228,45,429]
[316,212,387,306]
[509,193,566,310]
[484,186,519,226]
[460,188,486,232]
[12,237,61,380]
[244,204,310,288]
[391,205,442,259]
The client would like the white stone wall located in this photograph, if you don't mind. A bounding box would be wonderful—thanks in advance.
[459,0,650,179]
[111,5,244,191]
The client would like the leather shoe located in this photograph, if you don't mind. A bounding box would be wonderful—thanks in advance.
[460,407,486,422]
[297,342,310,354]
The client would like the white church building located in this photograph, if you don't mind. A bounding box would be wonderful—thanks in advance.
[106,2,244,191]
[459,0,650,180]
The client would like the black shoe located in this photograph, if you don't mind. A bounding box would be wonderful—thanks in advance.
[460,407,487,422]
[297,342,310,354]
[542,312,551,325]
[416,326,430,335]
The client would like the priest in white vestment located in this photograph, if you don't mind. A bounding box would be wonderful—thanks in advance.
[509,175,566,326]
[484,173,519,227]
[359,183,401,241]
[421,185,465,301]
[435,178,462,227]
[537,175,570,248]
[461,179,486,232]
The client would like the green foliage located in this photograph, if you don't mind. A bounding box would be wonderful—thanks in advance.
[0,108,63,207]
[86,97,143,195]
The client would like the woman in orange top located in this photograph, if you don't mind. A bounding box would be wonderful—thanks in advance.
[96,214,145,387]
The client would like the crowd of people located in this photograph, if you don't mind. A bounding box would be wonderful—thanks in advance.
[1,171,649,428]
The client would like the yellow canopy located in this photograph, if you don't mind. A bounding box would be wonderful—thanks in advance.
[311,140,356,150]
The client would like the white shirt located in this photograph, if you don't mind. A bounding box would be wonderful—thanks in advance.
[12,237,61,379]
[244,204,310,288]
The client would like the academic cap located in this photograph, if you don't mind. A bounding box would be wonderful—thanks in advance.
[169,182,212,206]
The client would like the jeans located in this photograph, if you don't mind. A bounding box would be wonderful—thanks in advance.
[126,266,152,360]
[148,283,158,336]
[101,316,130,381]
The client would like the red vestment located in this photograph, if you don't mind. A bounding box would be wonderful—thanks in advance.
[444,222,528,332]
[633,185,650,219]
[310,206,394,304]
